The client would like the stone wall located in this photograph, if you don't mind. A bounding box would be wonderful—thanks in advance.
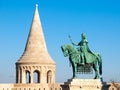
[0,82,119,90]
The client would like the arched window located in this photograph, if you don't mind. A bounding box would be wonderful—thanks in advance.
[33,70,40,83]
[47,70,52,84]
[26,71,30,83]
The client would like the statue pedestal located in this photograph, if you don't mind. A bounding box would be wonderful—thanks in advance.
[62,79,105,90]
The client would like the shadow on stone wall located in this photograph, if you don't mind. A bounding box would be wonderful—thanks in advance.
[61,85,69,90]
[102,82,110,90]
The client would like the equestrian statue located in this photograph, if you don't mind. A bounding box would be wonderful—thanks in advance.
[61,33,102,79]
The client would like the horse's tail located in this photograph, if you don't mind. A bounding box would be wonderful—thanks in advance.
[98,54,102,75]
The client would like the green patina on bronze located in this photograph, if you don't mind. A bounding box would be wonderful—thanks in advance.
[61,33,102,79]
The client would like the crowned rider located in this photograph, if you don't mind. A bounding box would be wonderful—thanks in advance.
[72,33,96,65]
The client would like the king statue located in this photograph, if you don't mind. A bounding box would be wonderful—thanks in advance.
[61,33,102,79]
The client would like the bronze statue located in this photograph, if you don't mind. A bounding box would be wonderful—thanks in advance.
[72,33,100,65]
[61,33,102,79]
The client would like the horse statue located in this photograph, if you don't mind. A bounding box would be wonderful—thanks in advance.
[61,44,102,79]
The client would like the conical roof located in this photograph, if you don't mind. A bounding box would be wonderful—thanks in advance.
[17,4,55,64]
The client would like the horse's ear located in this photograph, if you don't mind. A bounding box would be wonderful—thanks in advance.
[60,46,62,49]
[61,46,64,51]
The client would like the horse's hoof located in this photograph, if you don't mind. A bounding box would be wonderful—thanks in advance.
[94,76,99,79]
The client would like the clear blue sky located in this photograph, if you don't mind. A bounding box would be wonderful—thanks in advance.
[0,0,120,83]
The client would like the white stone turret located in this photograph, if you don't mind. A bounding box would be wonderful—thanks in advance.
[16,4,56,84]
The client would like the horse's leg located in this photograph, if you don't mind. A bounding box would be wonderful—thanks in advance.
[74,63,77,78]
[93,62,100,79]
[98,54,102,75]
[72,62,77,78]
[71,62,75,79]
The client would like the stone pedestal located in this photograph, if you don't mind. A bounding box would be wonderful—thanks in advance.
[62,79,104,90]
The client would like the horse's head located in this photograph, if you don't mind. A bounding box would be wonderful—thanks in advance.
[61,44,78,57]
[61,45,69,57]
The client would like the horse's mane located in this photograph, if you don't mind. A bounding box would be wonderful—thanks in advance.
[64,44,73,48]
[64,44,78,52]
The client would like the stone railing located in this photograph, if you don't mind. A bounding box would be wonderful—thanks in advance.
[0,82,114,90]
[0,83,62,90]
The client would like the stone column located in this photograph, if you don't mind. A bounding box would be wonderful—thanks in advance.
[30,72,33,83]
[52,70,55,83]
[40,66,47,84]
[17,67,21,83]
[16,67,18,83]
[38,72,41,83]
[16,64,21,83]
[21,69,26,83]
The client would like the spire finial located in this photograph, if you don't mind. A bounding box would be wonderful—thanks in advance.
[36,4,38,8]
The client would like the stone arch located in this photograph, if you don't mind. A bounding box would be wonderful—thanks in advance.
[47,70,52,84]
[33,70,40,83]
[26,70,31,83]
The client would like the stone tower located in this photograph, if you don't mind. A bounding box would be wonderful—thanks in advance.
[16,4,55,84]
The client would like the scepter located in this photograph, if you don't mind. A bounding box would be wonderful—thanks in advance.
[68,34,74,46]
[68,35,74,67]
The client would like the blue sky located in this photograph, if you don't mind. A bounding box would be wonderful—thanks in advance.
[0,0,120,83]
